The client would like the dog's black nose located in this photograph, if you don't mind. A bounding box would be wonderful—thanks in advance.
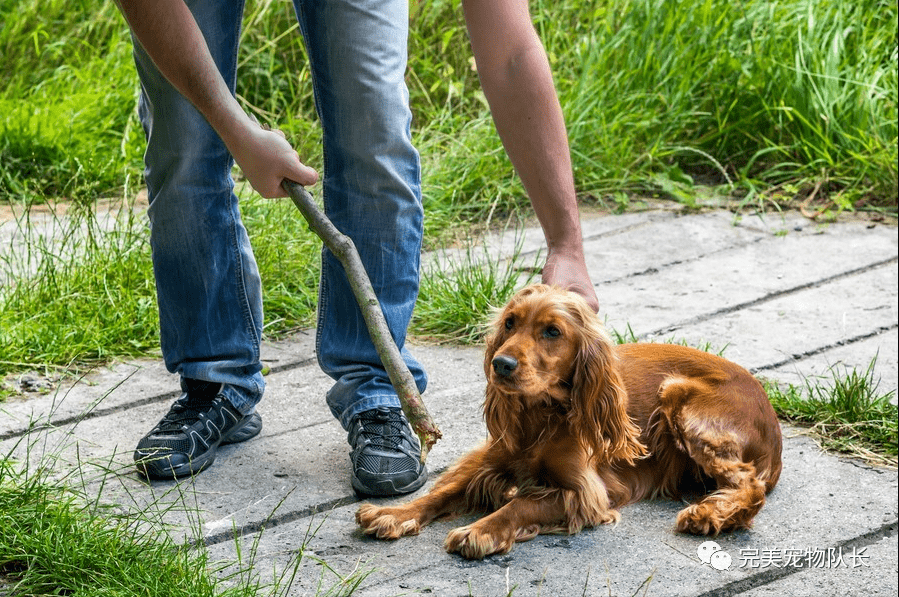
[492,355,518,377]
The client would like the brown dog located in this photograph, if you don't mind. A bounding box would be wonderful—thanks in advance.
[357,284,782,559]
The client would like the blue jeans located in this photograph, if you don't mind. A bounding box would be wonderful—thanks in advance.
[133,0,427,429]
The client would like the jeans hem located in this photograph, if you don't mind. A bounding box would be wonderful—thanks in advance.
[336,394,403,432]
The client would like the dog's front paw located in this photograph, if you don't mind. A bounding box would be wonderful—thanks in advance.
[356,504,421,540]
[444,523,516,559]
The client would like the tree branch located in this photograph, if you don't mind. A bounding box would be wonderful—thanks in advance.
[283,180,442,461]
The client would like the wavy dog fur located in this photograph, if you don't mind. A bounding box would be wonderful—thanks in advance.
[357,284,782,559]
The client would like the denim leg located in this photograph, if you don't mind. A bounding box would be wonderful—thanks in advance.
[133,0,264,414]
[293,0,427,430]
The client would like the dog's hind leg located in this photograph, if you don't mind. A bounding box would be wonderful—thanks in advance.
[674,453,766,535]
[658,377,768,535]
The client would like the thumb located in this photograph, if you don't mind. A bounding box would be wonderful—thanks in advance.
[284,160,319,187]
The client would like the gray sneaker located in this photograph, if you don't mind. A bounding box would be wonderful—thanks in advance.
[134,380,262,479]
[348,406,427,496]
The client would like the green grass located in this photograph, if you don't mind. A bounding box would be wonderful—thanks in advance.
[0,189,322,382]
[412,0,898,223]
[1,441,225,596]
[0,468,227,596]
[0,202,159,376]
[0,423,372,597]
[412,236,540,344]
[2,0,896,210]
[608,324,730,356]
[765,358,898,467]
[0,0,143,205]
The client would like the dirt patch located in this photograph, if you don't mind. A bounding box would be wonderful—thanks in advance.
[0,189,149,225]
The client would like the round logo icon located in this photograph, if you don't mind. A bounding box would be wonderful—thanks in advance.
[697,540,732,570]
[710,550,733,571]
[697,541,721,564]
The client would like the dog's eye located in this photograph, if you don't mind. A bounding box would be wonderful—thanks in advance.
[543,325,561,338]
[504,317,514,331]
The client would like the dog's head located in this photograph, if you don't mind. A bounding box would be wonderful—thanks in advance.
[483,284,644,464]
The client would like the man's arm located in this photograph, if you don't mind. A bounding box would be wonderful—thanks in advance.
[115,0,317,197]
[461,0,598,311]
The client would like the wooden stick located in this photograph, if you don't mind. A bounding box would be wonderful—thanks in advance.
[282,180,442,461]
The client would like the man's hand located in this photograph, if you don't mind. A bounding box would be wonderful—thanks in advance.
[541,249,599,312]
[229,123,318,198]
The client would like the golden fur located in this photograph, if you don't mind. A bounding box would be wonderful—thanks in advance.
[356,284,783,559]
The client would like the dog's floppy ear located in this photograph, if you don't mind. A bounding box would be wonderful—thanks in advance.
[566,300,647,465]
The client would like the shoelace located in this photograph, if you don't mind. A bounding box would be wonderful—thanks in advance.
[358,409,406,449]
[154,398,213,433]
[154,380,222,433]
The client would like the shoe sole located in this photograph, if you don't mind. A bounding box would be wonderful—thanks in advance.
[351,463,428,497]
[136,412,263,480]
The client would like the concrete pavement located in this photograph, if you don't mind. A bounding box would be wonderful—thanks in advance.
[2,205,896,596]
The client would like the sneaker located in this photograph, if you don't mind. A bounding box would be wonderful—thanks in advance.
[134,379,262,479]
[348,406,427,496]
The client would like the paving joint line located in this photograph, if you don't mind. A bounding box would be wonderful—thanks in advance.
[643,256,898,340]
[197,494,361,548]
[0,357,319,442]
[600,237,769,287]
[751,323,899,374]
[348,561,444,593]
[197,464,455,548]
[490,214,768,285]
[447,213,669,268]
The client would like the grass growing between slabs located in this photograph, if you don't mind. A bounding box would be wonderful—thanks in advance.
[765,358,898,467]
[0,193,324,386]
[0,421,374,597]
[414,238,540,344]
[0,468,228,597]
[0,202,159,378]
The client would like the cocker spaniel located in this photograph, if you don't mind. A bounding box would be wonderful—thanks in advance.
[357,284,782,559]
